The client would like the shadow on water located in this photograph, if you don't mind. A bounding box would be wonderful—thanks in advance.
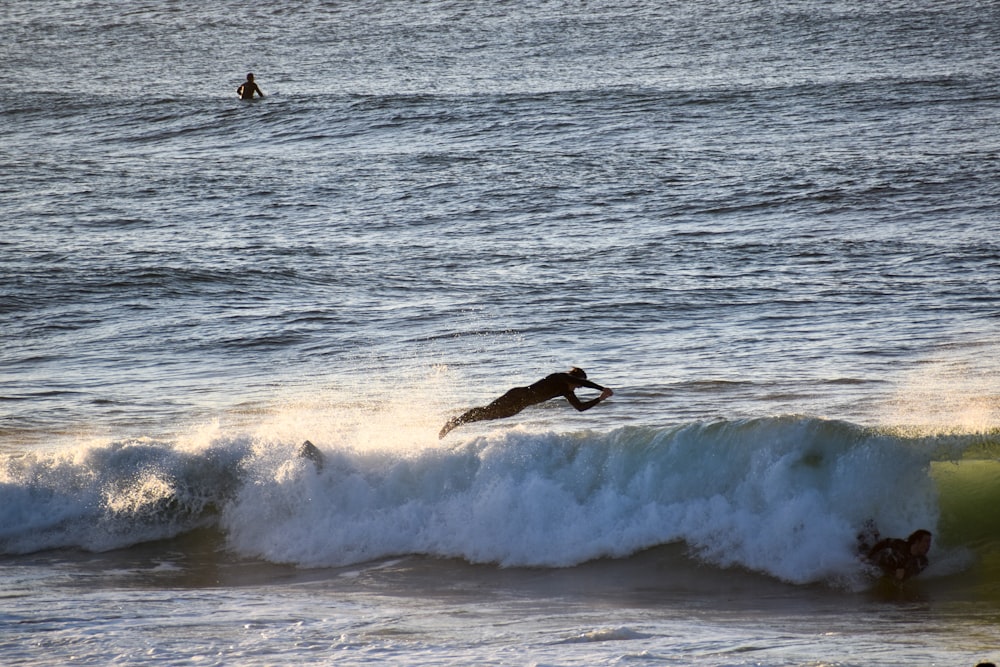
[5,528,992,620]
[0,535,905,609]
[0,529,303,590]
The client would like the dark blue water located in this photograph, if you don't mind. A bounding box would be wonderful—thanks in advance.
[2,1,1000,665]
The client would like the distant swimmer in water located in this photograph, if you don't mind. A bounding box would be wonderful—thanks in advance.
[439,367,613,439]
[237,72,264,99]
[857,521,932,582]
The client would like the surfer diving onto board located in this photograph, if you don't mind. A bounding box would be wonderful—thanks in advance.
[439,367,613,439]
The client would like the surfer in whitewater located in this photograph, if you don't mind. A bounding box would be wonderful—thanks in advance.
[857,522,932,582]
[237,72,264,99]
[439,367,613,439]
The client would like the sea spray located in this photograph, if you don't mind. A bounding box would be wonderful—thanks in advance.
[0,436,248,554]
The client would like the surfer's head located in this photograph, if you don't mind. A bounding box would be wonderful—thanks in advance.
[568,367,587,380]
[908,529,932,555]
[246,73,254,81]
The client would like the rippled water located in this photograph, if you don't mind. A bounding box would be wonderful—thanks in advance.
[3,1,1000,665]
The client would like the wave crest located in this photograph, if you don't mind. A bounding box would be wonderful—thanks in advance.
[2,416,989,585]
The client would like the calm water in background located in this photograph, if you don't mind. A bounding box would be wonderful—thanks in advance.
[2,1,1000,665]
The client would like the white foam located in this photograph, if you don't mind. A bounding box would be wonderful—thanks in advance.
[220,416,944,584]
[0,402,952,585]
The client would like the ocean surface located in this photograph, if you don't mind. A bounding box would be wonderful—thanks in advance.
[3,1,1000,665]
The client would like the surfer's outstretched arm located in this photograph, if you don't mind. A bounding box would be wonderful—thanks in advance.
[573,377,608,392]
[564,386,614,412]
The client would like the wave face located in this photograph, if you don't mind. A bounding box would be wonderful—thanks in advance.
[4,416,993,586]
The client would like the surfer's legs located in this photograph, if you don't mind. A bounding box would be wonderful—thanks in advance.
[439,387,534,438]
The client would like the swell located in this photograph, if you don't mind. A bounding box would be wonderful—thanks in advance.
[1,417,993,588]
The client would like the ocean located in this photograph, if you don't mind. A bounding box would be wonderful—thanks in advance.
[2,0,1000,664]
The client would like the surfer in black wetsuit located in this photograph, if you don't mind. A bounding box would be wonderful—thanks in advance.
[858,525,932,582]
[439,367,613,439]
[237,73,264,99]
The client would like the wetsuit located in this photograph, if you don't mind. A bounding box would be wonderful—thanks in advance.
[866,538,928,581]
[439,373,609,438]
[237,80,263,99]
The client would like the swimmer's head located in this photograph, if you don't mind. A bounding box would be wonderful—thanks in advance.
[908,529,932,555]
[568,367,587,379]
[246,73,254,81]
